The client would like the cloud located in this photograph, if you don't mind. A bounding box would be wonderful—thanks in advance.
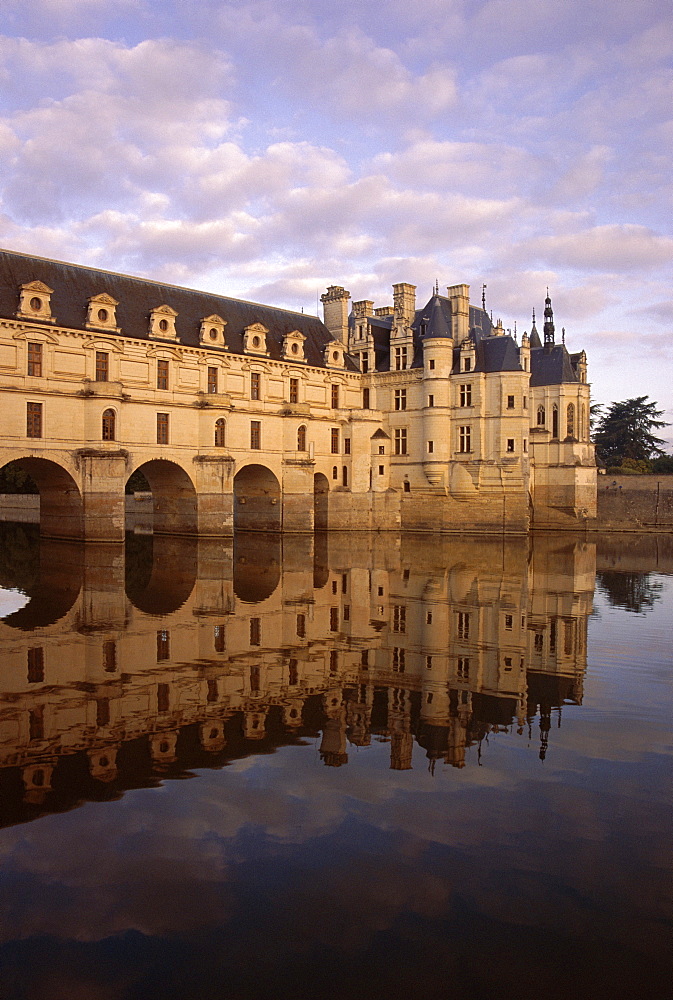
[524,225,673,272]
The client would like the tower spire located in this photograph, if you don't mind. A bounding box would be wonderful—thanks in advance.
[543,290,555,348]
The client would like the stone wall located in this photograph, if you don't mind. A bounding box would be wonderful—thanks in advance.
[595,475,673,532]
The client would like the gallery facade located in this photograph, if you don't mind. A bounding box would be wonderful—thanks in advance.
[0,248,595,540]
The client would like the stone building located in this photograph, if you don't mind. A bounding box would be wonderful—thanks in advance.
[0,248,595,540]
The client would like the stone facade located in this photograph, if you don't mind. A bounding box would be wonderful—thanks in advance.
[0,249,595,540]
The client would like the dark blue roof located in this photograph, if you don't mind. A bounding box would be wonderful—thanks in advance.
[0,248,356,370]
[530,344,579,386]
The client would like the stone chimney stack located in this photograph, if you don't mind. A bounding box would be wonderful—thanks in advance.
[321,286,351,344]
[392,283,416,326]
[447,283,470,342]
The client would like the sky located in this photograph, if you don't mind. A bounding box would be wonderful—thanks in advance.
[0,0,671,443]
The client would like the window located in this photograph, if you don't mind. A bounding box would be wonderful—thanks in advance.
[394,428,407,455]
[363,387,370,409]
[393,605,406,633]
[207,366,218,394]
[427,395,434,408]
[457,612,470,640]
[97,698,110,727]
[523,397,527,409]
[331,384,339,408]
[27,402,42,438]
[459,425,471,453]
[157,412,169,444]
[103,640,117,672]
[460,384,472,407]
[290,378,299,403]
[361,354,369,373]
[392,647,405,672]
[102,408,115,441]
[394,346,407,370]
[342,573,348,593]
[457,656,470,679]
[157,359,169,390]
[428,441,434,453]
[250,618,261,646]
[95,351,109,382]
[344,437,351,455]
[429,359,435,370]
[333,466,338,479]
[426,655,433,670]
[330,607,339,631]
[507,394,515,409]
[214,625,225,652]
[296,613,306,638]
[505,614,513,630]
[157,682,170,713]
[331,428,339,454]
[343,605,350,621]
[156,630,170,661]
[250,666,260,692]
[523,439,528,453]
[29,707,44,741]
[507,438,515,452]
[27,647,44,683]
[361,650,369,667]
[537,404,546,426]
[378,445,385,455]
[330,650,339,672]
[394,389,407,410]
[297,425,306,451]
[378,465,384,475]
[342,466,348,487]
[250,420,261,449]
[215,418,226,447]
[534,632,544,652]
[289,659,299,685]
[27,342,42,377]
[463,357,472,372]
[207,679,218,702]
[251,372,261,400]
[580,405,586,440]
[567,402,575,438]
[426,611,433,624]
[552,405,559,438]
[403,480,410,492]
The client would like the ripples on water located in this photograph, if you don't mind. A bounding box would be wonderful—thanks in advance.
[0,525,670,1000]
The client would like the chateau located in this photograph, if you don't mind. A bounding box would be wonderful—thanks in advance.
[0,248,595,541]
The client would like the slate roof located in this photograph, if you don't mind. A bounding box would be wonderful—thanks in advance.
[0,248,355,370]
[529,344,579,386]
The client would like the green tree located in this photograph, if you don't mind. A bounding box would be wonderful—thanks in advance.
[594,396,668,467]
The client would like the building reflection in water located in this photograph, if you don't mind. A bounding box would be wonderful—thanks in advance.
[0,523,594,826]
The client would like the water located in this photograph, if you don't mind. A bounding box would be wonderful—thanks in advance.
[0,525,670,1000]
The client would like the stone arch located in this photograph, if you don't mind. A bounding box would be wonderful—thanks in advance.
[233,464,281,532]
[233,532,281,602]
[125,533,197,615]
[314,472,329,532]
[129,459,197,536]
[0,456,83,540]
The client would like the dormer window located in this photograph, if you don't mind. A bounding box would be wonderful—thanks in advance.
[86,293,119,332]
[200,314,227,349]
[282,330,306,361]
[243,323,269,355]
[149,305,178,341]
[324,339,346,369]
[17,281,55,322]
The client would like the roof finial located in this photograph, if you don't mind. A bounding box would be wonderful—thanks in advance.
[482,283,487,310]
[562,326,566,344]
[434,278,439,295]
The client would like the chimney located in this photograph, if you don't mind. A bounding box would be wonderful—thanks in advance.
[392,283,416,326]
[321,286,351,344]
[447,283,470,342]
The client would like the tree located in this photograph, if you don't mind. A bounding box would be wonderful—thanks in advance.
[594,396,668,467]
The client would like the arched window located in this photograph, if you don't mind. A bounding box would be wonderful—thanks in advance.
[552,405,559,438]
[297,425,307,451]
[102,408,115,441]
[580,404,586,440]
[566,403,575,438]
[332,466,338,480]
[537,404,545,426]
[214,418,226,447]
